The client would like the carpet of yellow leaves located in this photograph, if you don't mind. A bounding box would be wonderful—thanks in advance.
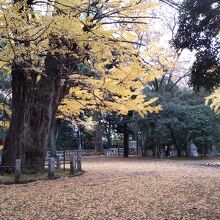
[0,156,220,220]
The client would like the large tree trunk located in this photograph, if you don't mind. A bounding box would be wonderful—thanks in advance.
[1,64,32,169]
[1,54,65,170]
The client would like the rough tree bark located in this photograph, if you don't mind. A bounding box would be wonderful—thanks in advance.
[1,54,65,170]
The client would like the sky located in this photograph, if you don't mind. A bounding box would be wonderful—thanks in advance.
[149,0,195,88]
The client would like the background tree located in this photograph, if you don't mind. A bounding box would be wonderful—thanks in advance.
[174,0,220,91]
[130,88,220,157]
[206,88,220,113]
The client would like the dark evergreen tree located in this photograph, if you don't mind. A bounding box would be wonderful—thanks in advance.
[174,0,220,91]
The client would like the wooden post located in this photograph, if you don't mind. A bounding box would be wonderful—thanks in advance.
[15,159,21,183]
[76,154,82,172]
[56,155,61,169]
[123,127,129,158]
[48,157,55,179]
[63,150,66,171]
[70,156,76,175]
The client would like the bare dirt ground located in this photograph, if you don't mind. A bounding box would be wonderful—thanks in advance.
[0,156,220,220]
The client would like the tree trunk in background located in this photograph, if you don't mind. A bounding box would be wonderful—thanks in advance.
[123,123,129,157]
[49,119,59,158]
[106,123,112,148]
[150,122,156,157]
[93,113,104,153]
[1,54,65,170]
[94,125,104,153]
[138,131,144,156]
[186,135,190,156]
[167,125,181,156]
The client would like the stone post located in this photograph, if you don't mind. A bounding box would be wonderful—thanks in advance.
[76,154,82,172]
[70,156,77,175]
[48,157,55,179]
[15,159,21,183]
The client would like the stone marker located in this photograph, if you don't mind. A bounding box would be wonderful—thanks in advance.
[76,154,82,172]
[15,159,21,183]
[70,156,77,175]
[48,157,55,179]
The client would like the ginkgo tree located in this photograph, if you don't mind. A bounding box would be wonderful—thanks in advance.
[0,0,165,169]
[206,87,220,113]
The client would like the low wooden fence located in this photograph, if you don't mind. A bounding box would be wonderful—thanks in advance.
[47,150,97,171]
[105,148,137,156]
[47,150,96,159]
[0,154,82,184]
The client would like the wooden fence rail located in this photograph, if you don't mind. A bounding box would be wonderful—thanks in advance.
[0,156,82,183]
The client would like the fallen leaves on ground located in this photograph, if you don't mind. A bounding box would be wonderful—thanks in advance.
[0,156,220,220]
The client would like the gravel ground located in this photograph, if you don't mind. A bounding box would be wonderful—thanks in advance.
[0,156,220,220]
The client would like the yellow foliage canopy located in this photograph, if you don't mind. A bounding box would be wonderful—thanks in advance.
[0,0,170,119]
[206,88,220,113]
[0,104,11,130]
